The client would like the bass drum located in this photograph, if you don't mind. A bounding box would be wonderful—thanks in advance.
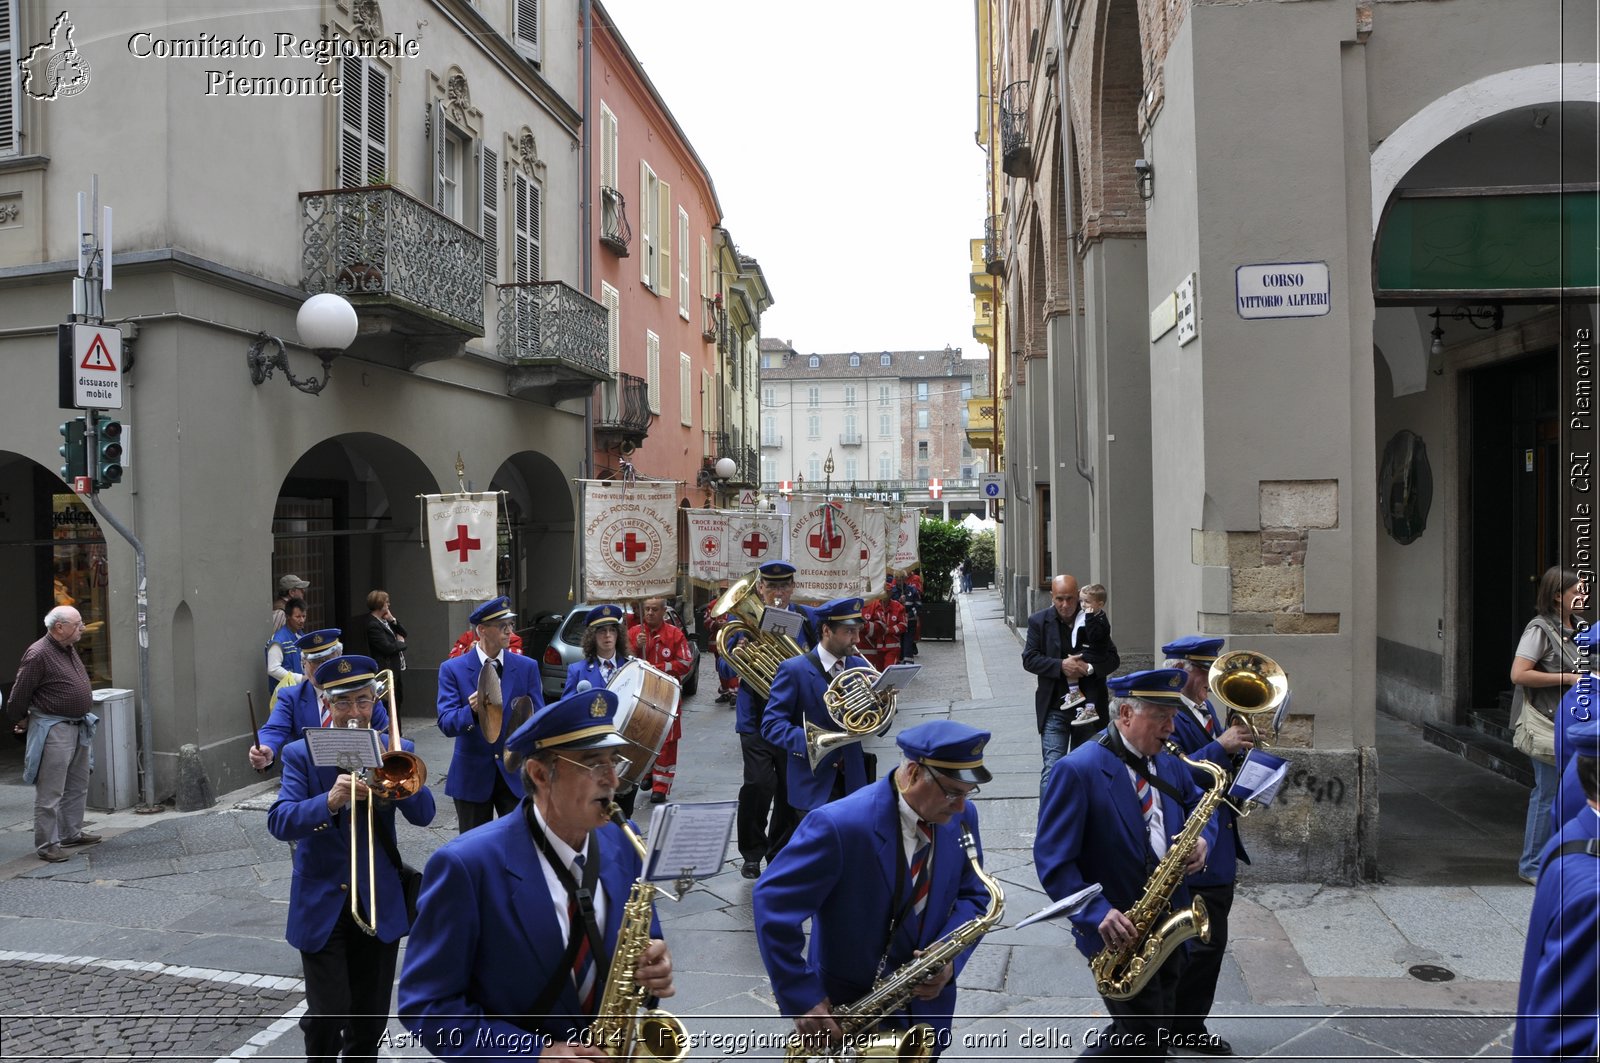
[607,659,681,790]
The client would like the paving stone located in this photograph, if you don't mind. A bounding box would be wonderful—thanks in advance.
[174,815,256,854]
[170,896,289,938]
[0,879,214,929]
[159,933,303,978]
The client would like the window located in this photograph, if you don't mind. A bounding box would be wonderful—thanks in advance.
[763,416,777,445]
[916,409,929,429]
[844,413,858,439]
[338,56,388,187]
[807,386,819,408]
[434,118,467,221]
[879,413,891,439]
[808,355,820,368]
[878,454,892,480]
[0,1,16,155]
[514,0,540,62]
[646,331,661,414]
[600,103,619,189]
[639,161,670,297]
[880,353,892,366]
[514,172,541,284]
[879,384,890,407]
[680,353,693,427]
[678,207,691,318]
[763,387,775,408]
[917,465,929,481]
[961,381,973,401]
[808,456,822,481]
[701,369,714,442]
[960,406,970,427]
[481,146,499,279]
[916,382,929,402]
[917,441,929,458]
[844,386,856,407]
[962,438,973,457]
[845,457,858,481]
[762,457,777,482]
[962,465,974,479]
[600,282,620,419]
[807,415,820,440]
[849,354,861,367]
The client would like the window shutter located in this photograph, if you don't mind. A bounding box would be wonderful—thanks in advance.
[600,104,618,190]
[601,282,621,420]
[700,236,709,297]
[639,161,652,287]
[431,100,446,211]
[702,370,714,441]
[514,0,540,60]
[0,0,16,156]
[515,172,541,284]
[656,179,671,301]
[481,146,499,280]
[365,63,387,182]
[646,332,661,414]
[339,56,365,186]
[678,208,690,317]
[680,353,692,427]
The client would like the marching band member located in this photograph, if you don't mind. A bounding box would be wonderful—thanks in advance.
[730,561,808,878]
[753,721,995,1058]
[1160,636,1254,1057]
[562,605,631,695]
[398,688,674,1060]
[436,596,544,833]
[628,596,694,803]
[1035,670,1218,1061]
[250,628,388,770]
[761,597,872,813]
[268,655,436,1063]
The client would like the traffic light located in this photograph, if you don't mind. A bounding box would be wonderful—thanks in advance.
[58,417,87,484]
[93,414,123,490]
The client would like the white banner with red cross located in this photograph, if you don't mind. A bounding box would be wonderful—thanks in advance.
[857,504,890,596]
[725,511,789,577]
[425,493,499,601]
[790,497,867,601]
[582,481,680,600]
[892,507,921,574]
[686,510,729,586]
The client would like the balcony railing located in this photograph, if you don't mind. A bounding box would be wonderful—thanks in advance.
[595,372,651,440]
[761,434,784,449]
[702,297,721,342]
[600,186,631,257]
[982,215,1005,277]
[496,281,612,400]
[762,478,986,498]
[1000,81,1032,178]
[301,185,485,351]
[839,432,863,447]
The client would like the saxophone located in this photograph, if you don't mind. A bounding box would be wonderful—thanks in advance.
[784,827,1004,1063]
[585,804,690,1062]
[1089,743,1228,1001]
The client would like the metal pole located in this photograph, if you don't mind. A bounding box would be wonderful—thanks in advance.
[84,492,154,808]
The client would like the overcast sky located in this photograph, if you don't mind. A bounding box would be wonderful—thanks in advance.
[599,0,986,358]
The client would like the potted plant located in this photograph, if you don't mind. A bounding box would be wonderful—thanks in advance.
[916,517,971,640]
[966,528,996,588]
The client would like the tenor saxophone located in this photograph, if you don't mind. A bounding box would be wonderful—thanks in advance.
[784,826,1004,1063]
[584,804,690,1062]
[1088,743,1228,1001]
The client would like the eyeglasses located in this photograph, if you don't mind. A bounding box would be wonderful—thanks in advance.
[925,768,979,803]
[329,695,376,711]
[553,753,632,781]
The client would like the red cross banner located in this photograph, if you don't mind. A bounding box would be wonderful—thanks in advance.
[857,504,889,596]
[424,493,499,601]
[892,507,922,575]
[686,510,730,586]
[727,511,789,574]
[790,497,867,600]
[582,481,679,600]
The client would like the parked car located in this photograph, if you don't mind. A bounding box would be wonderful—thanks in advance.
[537,602,701,700]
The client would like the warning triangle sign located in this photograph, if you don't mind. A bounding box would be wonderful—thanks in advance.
[80,334,117,372]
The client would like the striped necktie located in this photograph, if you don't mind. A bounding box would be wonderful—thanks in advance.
[601,659,615,684]
[318,696,330,729]
[569,854,597,1013]
[909,820,933,925]
[1202,707,1216,737]
[1134,760,1167,858]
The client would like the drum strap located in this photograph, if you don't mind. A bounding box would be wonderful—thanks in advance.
[523,801,610,1017]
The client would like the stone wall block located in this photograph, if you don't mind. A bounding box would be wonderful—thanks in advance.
[1232,565,1303,612]
[1260,479,1339,530]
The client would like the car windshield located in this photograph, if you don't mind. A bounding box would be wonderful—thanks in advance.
[559,610,588,647]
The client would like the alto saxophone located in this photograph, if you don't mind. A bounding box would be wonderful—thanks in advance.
[784,827,1004,1063]
[585,804,690,1062]
[1089,743,1228,1001]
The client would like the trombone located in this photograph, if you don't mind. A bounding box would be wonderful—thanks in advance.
[348,668,428,936]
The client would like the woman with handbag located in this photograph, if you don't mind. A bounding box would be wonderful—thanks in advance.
[1509,566,1587,884]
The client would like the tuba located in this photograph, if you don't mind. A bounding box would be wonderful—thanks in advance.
[711,574,806,700]
[805,663,900,771]
[784,827,1003,1062]
[1207,650,1288,746]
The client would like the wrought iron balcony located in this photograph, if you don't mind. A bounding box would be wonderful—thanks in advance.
[595,372,651,447]
[839,432,863,447]
[982,215,1005,277]
[729,444,760,488]
[702,297,721,342]
[761,434,784,449]
[301,185,484,368]
[600,186,631,257]
[1000,81,1032,178]
[496,281,613,402]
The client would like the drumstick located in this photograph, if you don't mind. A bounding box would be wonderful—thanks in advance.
[245,691,264,773]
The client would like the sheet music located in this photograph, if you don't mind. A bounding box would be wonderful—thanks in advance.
[1228,749,1289,807]
[1013,883,1103,929]
[760,607,806,640]
[644,800,738,883]
[872,662,922,695]
[304,727,384,771]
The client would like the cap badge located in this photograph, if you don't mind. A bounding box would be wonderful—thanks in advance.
[337,659,352,674]
[590,695,607,718]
